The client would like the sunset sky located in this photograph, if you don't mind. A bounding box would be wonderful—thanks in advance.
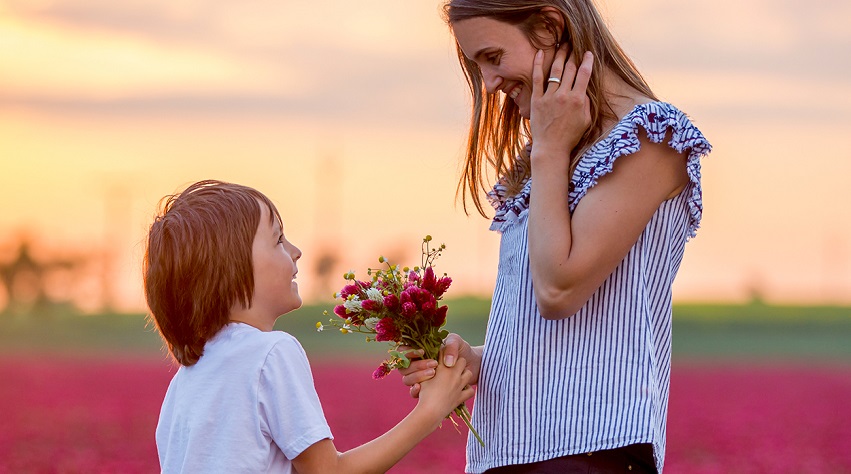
[1,0,850,311]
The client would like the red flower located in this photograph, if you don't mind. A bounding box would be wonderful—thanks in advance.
[421,300,436,318]
[383,294,400,311]
[422,267,437,292]
[400,289,414,305]
[340,284,360,299]
[435,276,452,298]
[372,364,391,380]
[432,305,448,327]
[415,287,436,307]
[333,304,348,318]
[401,302,417,319]
[375,317,400,342]
[361,299,381,312]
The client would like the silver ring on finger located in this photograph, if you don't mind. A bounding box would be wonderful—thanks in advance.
[547,77,561,84]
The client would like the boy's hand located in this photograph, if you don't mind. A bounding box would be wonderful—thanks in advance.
[416,353,474,419]
[399,334,481,398]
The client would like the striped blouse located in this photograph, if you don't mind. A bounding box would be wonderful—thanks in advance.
[466,102,711,473]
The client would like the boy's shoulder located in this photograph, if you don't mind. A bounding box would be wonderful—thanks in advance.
[216,323,304,356]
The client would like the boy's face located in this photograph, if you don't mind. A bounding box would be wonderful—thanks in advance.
[251,201,302,319]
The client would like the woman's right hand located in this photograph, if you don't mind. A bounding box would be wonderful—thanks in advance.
[399,333,482,398]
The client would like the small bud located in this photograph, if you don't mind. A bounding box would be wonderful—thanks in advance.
[424,235,433,242]
[379,256,386,263]
[340,328,349,334]
[403,266,410,272]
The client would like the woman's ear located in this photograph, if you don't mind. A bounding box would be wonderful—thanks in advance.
[537,6,566,47]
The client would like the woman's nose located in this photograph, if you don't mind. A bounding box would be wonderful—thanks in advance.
[290,244,302,261]
[481,68,503,94]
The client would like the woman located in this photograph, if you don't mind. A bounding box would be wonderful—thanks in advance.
[400,1,711,472]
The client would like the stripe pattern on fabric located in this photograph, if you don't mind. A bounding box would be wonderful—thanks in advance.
[467,102,710,474]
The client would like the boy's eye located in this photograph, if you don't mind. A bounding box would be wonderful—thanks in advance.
[486,54,500,65]
[277,235,284,245]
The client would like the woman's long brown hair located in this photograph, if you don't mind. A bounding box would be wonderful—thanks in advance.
[444,0,658,217]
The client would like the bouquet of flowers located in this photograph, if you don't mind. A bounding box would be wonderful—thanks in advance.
[317,236,483,447]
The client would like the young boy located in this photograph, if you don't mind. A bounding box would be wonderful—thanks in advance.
[144,180,473,473]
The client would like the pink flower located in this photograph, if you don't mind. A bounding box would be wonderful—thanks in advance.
[400,289,414,305]
[340,284,360,299]
[383,294,400,311]
[401,302,417,319]
[333,304,348,318]
[372,364,391,380]
[375,317,400,342]
[408,271,421,282]
[361,299,381,312]
[422,267,437,292]
[435,276,452,297]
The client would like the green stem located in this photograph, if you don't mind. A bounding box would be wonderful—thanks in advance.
[453,404,484,447]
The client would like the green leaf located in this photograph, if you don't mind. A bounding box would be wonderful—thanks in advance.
[389,350,411,368]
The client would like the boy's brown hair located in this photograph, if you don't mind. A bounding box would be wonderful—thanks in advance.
[143,180,283,366]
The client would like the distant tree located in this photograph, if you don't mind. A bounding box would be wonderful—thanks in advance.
[0,239,88,316]
[312,246,340,302]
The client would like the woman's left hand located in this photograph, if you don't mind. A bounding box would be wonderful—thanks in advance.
[529,46,594,168]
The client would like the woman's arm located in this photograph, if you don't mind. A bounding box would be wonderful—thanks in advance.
[529,139,687,319]
[528,48,688,319]
[292,357,474,474]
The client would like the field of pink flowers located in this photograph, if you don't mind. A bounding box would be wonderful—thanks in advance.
[2,356,850,473]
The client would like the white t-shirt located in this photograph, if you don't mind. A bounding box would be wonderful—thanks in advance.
[156,323,333,473]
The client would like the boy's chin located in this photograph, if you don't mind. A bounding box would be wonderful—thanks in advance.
[286,296,304,313]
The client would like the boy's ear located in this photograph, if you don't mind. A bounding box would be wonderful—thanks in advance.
[538,6,566,45]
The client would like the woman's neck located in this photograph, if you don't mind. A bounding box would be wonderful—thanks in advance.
[600,67,654,127]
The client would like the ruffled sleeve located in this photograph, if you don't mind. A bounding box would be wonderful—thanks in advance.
[488,102,711,238]
[568,102,711,239]
[487,143,533,232]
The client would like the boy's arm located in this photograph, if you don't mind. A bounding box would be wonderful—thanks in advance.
[292,404,444,474]
[292,359,473,474]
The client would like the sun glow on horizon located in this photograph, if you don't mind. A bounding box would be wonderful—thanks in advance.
[1,0,850,312]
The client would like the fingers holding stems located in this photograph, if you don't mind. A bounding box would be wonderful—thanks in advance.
[417,355,475,413]
[399,333,479,399]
